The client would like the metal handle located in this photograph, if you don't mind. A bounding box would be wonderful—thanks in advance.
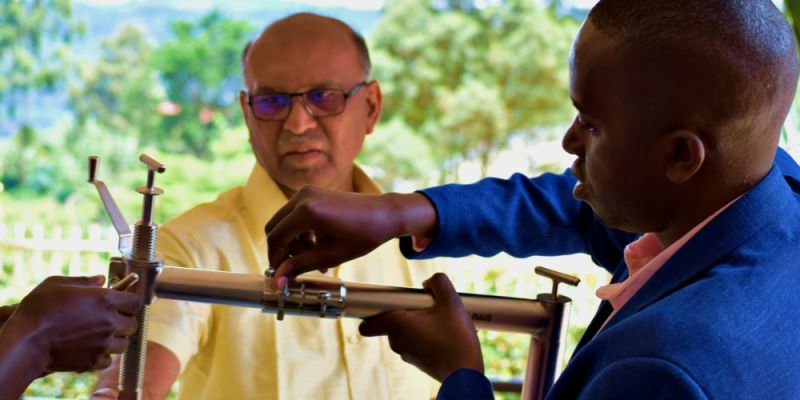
[535,266,580,300]
[88,156,133,256]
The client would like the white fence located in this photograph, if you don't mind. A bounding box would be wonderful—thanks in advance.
[0,223,118,302]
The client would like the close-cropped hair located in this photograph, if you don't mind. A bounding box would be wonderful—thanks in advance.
[588,0,799,130]
[589,0,796,65]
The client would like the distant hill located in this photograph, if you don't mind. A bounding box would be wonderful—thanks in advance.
[71,1,382,59]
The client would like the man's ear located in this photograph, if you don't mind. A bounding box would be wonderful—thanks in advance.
[239,90,255,144]
[364,81,383,135]
[239,90,249,121]
[664,129,706,184]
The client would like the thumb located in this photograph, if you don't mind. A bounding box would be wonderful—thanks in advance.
[359,311,406,337]
[272,251,337,289]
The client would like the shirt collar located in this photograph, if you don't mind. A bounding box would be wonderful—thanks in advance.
[241,162,381,241]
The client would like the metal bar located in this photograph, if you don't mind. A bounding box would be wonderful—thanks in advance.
[154,266,553,334]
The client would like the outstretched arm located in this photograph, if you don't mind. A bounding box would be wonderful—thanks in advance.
[266,170,636,287]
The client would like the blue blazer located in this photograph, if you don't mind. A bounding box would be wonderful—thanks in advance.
[404,149,800,399]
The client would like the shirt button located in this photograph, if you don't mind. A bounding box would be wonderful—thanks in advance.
[347,334,360,344]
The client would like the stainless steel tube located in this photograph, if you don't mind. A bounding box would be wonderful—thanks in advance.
[345,281,550,333]
[154,266,552,334]
[155,267,264,308]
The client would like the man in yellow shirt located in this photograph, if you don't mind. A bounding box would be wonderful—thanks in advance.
[94,12,437,400]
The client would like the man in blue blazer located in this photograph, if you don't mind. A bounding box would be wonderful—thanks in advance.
[265,0,800,398]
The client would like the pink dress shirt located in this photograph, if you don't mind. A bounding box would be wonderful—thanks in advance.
[596,197,741,330]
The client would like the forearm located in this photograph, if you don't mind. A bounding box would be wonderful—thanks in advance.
[92,355,121,395]
[93,341,180,400]
[0,325,48,399]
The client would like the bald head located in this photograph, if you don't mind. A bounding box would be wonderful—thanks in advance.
[243,13,371,88]
[587,0,798,143]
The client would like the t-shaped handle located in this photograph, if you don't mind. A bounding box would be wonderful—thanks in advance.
[136,154,166,226]
[535,266,580,300]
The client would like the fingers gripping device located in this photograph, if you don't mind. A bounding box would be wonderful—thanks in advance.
[89,154,580,400]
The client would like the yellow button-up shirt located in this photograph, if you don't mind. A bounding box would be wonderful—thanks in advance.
[148,163,439,400]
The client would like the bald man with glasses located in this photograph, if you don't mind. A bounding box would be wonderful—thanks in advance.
[93,12,438,400]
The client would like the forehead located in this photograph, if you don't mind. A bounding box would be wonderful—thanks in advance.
[247,24,363,91]
[569,21,622,98]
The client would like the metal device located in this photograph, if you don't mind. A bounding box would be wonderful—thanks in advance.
[90,154,580,400]
[88,155,165,400]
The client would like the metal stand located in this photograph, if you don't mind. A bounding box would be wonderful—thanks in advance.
[89,154,580,400]
[88,155,164,400]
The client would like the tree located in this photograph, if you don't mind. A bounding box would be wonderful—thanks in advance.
[368,0,578,181]
[0,0,80,190]
[152,10,254,158]
[70,24,162,152]
[0,0,79,128]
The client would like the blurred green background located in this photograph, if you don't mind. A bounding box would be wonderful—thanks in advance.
[3,0,800,398]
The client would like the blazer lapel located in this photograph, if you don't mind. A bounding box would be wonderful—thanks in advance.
[572,265,628,355]
[601,165,790,330]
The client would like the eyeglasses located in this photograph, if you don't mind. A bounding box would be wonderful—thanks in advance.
[246,82,368,121]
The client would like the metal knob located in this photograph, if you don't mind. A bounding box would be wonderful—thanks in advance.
[535,266,580,300]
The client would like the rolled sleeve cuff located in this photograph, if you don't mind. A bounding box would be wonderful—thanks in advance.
[436,369,494,400]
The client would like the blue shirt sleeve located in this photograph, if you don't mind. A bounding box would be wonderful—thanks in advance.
[400,170,638,273]
[437,368,494,400]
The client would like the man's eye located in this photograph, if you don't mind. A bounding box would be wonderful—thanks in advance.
[577,116,597,134]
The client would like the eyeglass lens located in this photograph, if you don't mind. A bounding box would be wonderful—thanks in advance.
[251,89,346,119]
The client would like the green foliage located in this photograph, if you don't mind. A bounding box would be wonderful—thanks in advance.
[70,25,163,148]
[358,118,437,187]
[0,0,80,119]
[24,372,97,398]
[370,0,577,181]
[0,0,81,194]
[152,11,254,158]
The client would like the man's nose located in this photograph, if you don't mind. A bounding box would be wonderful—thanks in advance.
[562,118,584,157]
[283,96,318,134]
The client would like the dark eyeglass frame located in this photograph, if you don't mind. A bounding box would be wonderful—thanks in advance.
[245,81,368,121]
